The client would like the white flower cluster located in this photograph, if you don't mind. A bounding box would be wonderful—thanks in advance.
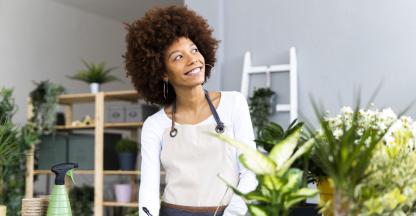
[324,106,416,151]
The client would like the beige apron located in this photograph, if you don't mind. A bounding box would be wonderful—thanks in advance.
[160,90,239,208]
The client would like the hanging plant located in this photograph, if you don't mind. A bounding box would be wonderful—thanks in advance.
[248,87,276,137]
[29,80,65,134]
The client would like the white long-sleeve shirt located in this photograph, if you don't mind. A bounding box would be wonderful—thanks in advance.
[138,91,258,216]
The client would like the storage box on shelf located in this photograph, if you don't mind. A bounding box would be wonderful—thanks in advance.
[25,90,159,216]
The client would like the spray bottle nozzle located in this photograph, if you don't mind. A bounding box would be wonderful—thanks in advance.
[51,162,78,185]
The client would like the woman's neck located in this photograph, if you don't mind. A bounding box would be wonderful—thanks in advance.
[174,85,206,113]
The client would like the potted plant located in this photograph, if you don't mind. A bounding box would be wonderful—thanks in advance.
[114,178,133,203]
[116,138,138,170]
[249,87,277,137]
[30,80,65,134]
[68,60,120,93]
[307,102,399,216]
[211,125,318,216]
[0,88,20,216]
[0,88,39,216]
[69,185,94,216]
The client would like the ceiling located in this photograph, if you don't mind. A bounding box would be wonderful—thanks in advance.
[51,0,184,23]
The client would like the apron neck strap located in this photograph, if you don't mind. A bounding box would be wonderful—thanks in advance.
[170,89,224,137]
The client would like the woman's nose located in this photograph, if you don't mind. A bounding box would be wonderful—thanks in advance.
[187,57,198,65]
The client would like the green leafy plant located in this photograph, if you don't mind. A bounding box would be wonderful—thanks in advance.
[0,88,39,216]
[116,138,138,153]
[255,120,325,184]
[308,102,397,216]
[210,126,317,216]
[249,87,276,137]
[30,80,65,134]
[68,60,119,84]
[69,185,94,216]
[0,88,17,123]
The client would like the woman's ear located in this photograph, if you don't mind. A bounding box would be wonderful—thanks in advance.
[162,73,168,83]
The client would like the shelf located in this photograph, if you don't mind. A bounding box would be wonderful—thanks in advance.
[55,122,144,131]
[33,170,166,176]
[58,90,140,105]
[103,201,138,208]
[33,170,142,175]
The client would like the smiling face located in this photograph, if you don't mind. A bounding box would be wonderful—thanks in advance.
[163,37,206,88]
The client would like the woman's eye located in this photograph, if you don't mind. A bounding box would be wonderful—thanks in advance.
[174,55,183,61]
[192,48,199,53]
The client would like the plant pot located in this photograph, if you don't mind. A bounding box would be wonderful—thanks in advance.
[90,83,101,93]
[317,178,334,216]
[0,205,6,216]
[114,184,132,203]
[118,152,137,170]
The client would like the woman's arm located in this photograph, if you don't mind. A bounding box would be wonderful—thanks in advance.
[223,92,258,216]
[139,118,162,216]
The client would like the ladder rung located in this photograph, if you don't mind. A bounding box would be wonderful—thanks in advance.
[246,64,290,74]
[276,104,290,112]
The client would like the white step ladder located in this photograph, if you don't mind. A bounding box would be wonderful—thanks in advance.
[240,47,298,123]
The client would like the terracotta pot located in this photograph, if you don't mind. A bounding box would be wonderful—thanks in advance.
[0,205,6,216]
[317,178,334,216]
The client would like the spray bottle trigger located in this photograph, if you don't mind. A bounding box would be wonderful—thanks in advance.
[66,169,76,185]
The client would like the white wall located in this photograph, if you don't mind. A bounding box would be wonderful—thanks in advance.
[220,0,416,127]
[0,0,132,124]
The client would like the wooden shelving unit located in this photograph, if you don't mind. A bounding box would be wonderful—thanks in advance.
[25,90,146,216]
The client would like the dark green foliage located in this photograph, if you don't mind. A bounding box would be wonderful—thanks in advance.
[69,185,94,216]
[29,80,65,134]
[255,120,303,153]
[0,88,16,123]
[249,88,276,137]
[116,138,138,153]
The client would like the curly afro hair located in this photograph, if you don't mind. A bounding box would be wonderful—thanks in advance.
[124,6,219,106]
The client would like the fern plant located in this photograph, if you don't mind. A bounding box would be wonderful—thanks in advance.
[0,87,38,216]
[68,60,119,84]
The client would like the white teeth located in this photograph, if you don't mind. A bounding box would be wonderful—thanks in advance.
[187,67,201,75]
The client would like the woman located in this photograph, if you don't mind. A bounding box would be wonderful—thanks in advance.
[124,6,257,216]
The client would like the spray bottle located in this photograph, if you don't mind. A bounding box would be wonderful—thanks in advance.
[47,162,78,216]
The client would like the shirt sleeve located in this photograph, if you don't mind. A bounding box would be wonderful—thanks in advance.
[223,92,258,216]
[139,117,162,216]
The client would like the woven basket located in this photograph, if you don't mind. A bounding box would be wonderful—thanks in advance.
[21,197,49,216]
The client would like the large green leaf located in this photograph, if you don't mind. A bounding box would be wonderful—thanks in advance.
[281,169,303,194]
[248,205,269,216]
[280,138,315,173]
[269,127,301,169]
[208,132,276,174]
